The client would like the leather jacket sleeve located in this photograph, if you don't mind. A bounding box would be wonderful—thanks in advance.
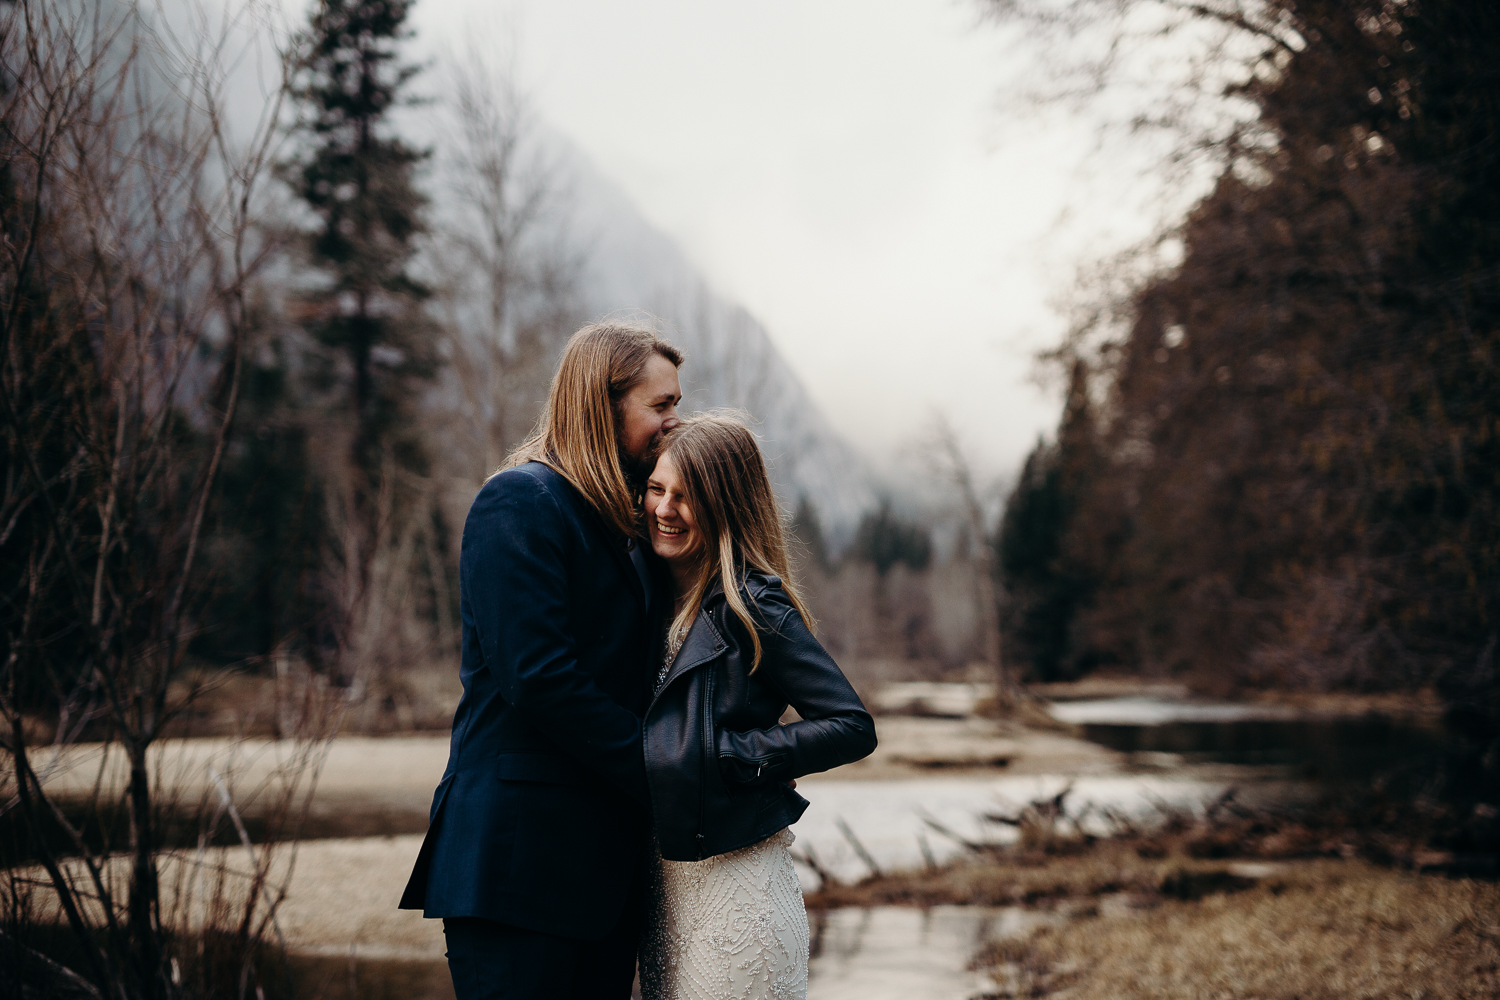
[714,591,877,787]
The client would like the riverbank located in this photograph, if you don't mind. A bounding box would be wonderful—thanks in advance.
[17,821,1494,999]
[13,681,1482,999]
[803,819,1466,914]
[970,857,1500,999]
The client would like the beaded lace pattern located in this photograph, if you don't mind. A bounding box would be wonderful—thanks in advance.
[641,616,810,999]
[655,620,690,694]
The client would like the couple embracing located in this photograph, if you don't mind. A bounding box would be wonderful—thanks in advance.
[398,323,877,999]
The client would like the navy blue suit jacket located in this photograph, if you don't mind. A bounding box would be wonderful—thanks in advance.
[398,462,657,940]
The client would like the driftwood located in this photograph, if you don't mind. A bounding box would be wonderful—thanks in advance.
[835,817,883,878]
[789,842,840,889]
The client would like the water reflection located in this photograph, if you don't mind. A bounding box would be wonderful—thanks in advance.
[1050,696,1448,788]
[808,906,1029,999]
[1048,696,1296,725]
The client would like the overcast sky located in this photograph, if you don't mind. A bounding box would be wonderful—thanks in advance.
[401,0,1177,481]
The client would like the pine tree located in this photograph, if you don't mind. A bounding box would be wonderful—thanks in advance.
[997,361,1101,681]
[198,332,331,665]
[286,0,433,475]
[284,0,436,603]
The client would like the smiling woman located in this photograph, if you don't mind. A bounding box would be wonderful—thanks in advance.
[644,452,701,588]
[638,413,877,1000]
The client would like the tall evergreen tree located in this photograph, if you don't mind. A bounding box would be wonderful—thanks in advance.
[284,0,436,602]
[197,331,332,665]
[997,361,1102,681]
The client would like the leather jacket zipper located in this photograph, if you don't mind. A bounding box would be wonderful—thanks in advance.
[695,669,715,860]
[719,751,787,780]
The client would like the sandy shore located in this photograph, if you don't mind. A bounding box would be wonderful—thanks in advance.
[30,717,1124,830]
[273,835,444,959]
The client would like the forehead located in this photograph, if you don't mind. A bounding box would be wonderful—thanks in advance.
[631,354,681,399]
[649,450,680,482]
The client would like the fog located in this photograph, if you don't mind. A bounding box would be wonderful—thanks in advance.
[400,0,1192,480]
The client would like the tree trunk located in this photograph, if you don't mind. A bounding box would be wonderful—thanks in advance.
[125,746,166,1000]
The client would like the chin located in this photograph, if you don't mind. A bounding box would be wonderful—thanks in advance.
[655,537,696,564]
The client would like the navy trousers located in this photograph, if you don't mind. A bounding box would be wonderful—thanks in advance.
[442,890,643,1000]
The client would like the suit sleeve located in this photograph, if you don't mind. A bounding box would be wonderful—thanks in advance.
[714,591,878,785]
[462,471,649,804]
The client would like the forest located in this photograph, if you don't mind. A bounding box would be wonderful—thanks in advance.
[996,0,1497,800]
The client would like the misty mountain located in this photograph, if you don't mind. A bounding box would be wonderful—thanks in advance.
[560,145,876,548]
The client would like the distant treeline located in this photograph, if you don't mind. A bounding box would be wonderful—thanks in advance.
[998,0,1498,726]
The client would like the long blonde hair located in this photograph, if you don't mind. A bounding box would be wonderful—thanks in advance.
[660,414,814,670]
[505,322,682,537]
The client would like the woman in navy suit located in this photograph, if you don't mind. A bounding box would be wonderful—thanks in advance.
[399,323,683,1000]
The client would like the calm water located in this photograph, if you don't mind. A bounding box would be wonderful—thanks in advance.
[787,775,1226,885]
[1050,696,1449,788]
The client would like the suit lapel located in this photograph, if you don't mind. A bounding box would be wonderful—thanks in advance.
[604,531,646,610]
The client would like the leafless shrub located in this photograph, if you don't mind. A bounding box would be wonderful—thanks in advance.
[322,458,459,732]
[925,416,1010,697]
[0,1,343,996]
[429,34,587,484]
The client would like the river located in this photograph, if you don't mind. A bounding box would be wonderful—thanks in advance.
[23,686,1445,998]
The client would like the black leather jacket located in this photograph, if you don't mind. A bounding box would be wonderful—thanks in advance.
[643,571,877,862]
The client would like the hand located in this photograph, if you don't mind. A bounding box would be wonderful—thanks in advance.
[784,779,797,789]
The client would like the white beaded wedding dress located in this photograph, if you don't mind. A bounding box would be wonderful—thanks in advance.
[638,627,811,1000]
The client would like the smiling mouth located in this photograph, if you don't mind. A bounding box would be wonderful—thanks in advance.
[656,523,687,537]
